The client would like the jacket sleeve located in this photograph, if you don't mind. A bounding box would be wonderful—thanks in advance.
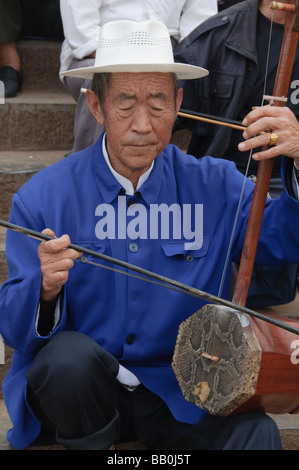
[59,0,101,59]
[0,193,67,355]
[232,157,299,266]
[178,0,218,41]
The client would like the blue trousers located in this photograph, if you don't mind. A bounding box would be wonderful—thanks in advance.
[26,331,282,450]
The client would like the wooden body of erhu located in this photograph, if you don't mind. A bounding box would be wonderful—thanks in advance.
[172,1,299,417]
[172,304,299,416]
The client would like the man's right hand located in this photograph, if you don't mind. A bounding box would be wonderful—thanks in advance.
[38,229,82,302]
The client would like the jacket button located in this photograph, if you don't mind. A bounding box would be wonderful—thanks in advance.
[129,242,138,252]
[128,198,137,207]
[125,334,136,345]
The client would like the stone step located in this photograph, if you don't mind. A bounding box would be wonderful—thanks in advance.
[1,90,75,151]
[0,150,68,220]
[0,91,190,154]
[0,227,7,289]
[17,40,64,92]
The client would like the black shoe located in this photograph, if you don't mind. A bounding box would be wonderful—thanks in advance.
[0,66,22,98]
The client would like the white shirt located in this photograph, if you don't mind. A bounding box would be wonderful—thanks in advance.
[59,0,218,75]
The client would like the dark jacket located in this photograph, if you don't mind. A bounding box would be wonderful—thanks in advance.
[174,0,299,176]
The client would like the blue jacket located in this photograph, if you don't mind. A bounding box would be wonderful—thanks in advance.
[1,136,299,449]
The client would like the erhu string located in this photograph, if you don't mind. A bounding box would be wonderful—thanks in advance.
[202,9,276,374]
[217,8,275,299]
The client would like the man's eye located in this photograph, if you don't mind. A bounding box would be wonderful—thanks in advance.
[120,106,133,111]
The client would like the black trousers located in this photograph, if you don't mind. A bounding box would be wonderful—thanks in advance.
[0,0,63,43]
[26,331,282,451]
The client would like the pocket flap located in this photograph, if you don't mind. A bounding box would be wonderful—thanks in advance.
[162,238,209,258]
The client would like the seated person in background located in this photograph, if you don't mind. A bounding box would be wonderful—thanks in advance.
[0,0,63,97]
[174,0,299,307]
[217,0,244,11]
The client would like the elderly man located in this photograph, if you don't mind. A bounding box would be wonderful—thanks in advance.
[1,19,299,451]
[59,0,218,152]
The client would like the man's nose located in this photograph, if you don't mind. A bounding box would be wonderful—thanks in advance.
[132,107,152,133]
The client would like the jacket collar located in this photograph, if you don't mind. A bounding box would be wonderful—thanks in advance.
[186,0,260,64]
[225,0,260,63]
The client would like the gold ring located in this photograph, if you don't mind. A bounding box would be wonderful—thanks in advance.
[269,133,278,146]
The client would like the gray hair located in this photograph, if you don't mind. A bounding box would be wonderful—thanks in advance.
[91,73,111,115]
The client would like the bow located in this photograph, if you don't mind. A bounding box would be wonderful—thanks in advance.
[1,219,299,336]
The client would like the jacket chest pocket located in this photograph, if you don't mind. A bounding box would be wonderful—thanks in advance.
[203,72,235,118]
[162,238,209,263]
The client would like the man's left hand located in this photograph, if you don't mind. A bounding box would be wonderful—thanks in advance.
[238,105,299,168]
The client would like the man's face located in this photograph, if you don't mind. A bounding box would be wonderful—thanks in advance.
[90,72,183,184]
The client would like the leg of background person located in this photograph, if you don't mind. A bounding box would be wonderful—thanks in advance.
[26,331,123,450]
[0,0,22,97]
[0,0,22,45]
[64,58,104,152]
[20,0,64,40]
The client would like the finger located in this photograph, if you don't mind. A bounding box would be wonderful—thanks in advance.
[238,132,273,152]
[40,257,77,299]
[242,105,282,127]
[41,257,76,275]
[42,270,70,292]
[39,246,81,267]
[242,106,298,140]
[243,118,279,140]
[39,234,71,254]
[43,247,81,261]
[41,228,56,238]
[249,146,282,161]
[38,234,82,265]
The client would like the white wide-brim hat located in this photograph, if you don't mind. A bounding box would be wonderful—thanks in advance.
[61,19,208,80]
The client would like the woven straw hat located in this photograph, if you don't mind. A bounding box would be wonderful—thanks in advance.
[61,19,208,80]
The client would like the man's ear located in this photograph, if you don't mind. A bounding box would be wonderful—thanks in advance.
[176,87,183,114]
[86,89,105,125]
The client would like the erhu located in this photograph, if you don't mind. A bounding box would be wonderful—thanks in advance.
[172,0,299,416]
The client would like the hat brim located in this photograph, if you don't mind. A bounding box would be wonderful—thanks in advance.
[60,62,208,80]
